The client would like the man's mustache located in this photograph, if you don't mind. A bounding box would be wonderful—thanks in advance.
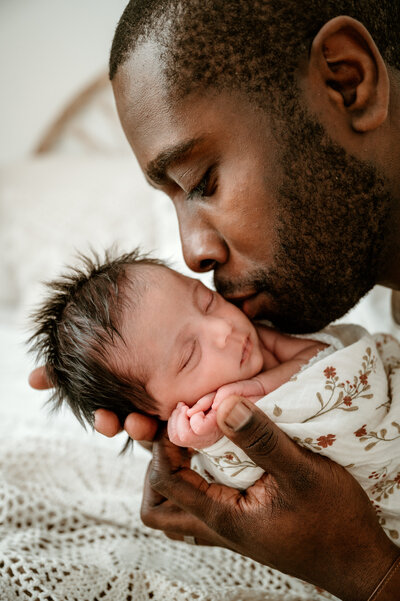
[214,270,275,299]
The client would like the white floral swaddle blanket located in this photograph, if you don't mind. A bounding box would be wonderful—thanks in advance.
[191,324,400,545]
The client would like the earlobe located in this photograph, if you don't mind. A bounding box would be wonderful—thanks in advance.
[308,16,389,133]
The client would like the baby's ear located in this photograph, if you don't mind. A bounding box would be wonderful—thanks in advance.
[306,16,389,132]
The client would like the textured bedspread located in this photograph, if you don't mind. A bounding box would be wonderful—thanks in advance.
[0,318,336,601]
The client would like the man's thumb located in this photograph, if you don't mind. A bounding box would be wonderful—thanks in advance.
[216,396,297,476]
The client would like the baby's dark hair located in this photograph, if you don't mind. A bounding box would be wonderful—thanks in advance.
[29,249,166,441]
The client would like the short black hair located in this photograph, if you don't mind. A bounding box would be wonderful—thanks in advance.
[29,249,166,437]
[109,0,399,106]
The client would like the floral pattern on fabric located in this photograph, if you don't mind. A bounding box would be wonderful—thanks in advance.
[301,347,376,423]
[191,325,400,545]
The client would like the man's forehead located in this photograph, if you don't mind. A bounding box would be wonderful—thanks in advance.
[112,42,177,148]
[113,42,274,173]
[114,40,166,110]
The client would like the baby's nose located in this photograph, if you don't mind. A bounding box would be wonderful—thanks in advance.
[212,317,233,349]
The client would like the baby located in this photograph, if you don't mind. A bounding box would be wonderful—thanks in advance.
[29,249,326,450]
[30,249,400,545]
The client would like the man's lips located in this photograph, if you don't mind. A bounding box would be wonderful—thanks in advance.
[227,291,274,320]
[225,291,257,307]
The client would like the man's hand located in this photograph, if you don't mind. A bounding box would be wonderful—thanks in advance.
[28,366,51,390]
[141,396,400,601]
[29,366,158,441]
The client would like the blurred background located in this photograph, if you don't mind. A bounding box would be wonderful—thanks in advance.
[0,0,127,163]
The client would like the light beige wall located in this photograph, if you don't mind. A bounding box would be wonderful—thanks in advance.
[0,0,127,164]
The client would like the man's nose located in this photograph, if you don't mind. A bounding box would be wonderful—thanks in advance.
[179,215,229,273]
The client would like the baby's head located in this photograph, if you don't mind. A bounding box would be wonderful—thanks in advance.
[29,250,164,430]
[30,249,263,432]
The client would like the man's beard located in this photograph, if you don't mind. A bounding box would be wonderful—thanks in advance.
[216,105,391,334]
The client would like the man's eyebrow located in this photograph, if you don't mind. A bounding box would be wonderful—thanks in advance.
[145,137,204,185]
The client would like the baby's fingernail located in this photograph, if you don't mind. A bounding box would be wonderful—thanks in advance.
[224,401,252,432]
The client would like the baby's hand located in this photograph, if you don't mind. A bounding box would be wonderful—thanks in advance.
[212,378,265,410]
[167,398,222,449]
[167,381,265,450]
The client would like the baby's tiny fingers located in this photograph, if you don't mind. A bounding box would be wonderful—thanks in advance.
[189,412,205,434]
[187,392,215,417]
[213,387,234,410]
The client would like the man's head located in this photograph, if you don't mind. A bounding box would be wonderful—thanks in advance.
[110,0,399,333]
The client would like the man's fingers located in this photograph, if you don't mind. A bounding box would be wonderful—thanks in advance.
[141,462,230,548]
[93,409,123,437]
[149,434,241,532]
[216,396,315,487]
[124,412,158,441]
[28,366,52,390]
[147,435,275,548]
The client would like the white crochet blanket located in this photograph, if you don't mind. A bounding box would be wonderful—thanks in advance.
[192,325,400,546]
[0,426,337,601]
[0,318,337,601]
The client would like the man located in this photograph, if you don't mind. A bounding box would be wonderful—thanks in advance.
[31,1,400,598]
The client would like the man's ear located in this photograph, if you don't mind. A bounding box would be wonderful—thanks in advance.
[308,16,389,132]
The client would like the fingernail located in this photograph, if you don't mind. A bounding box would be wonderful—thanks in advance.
[224,401,252,431]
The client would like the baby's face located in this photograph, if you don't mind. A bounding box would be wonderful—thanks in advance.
[123,266,264,420]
